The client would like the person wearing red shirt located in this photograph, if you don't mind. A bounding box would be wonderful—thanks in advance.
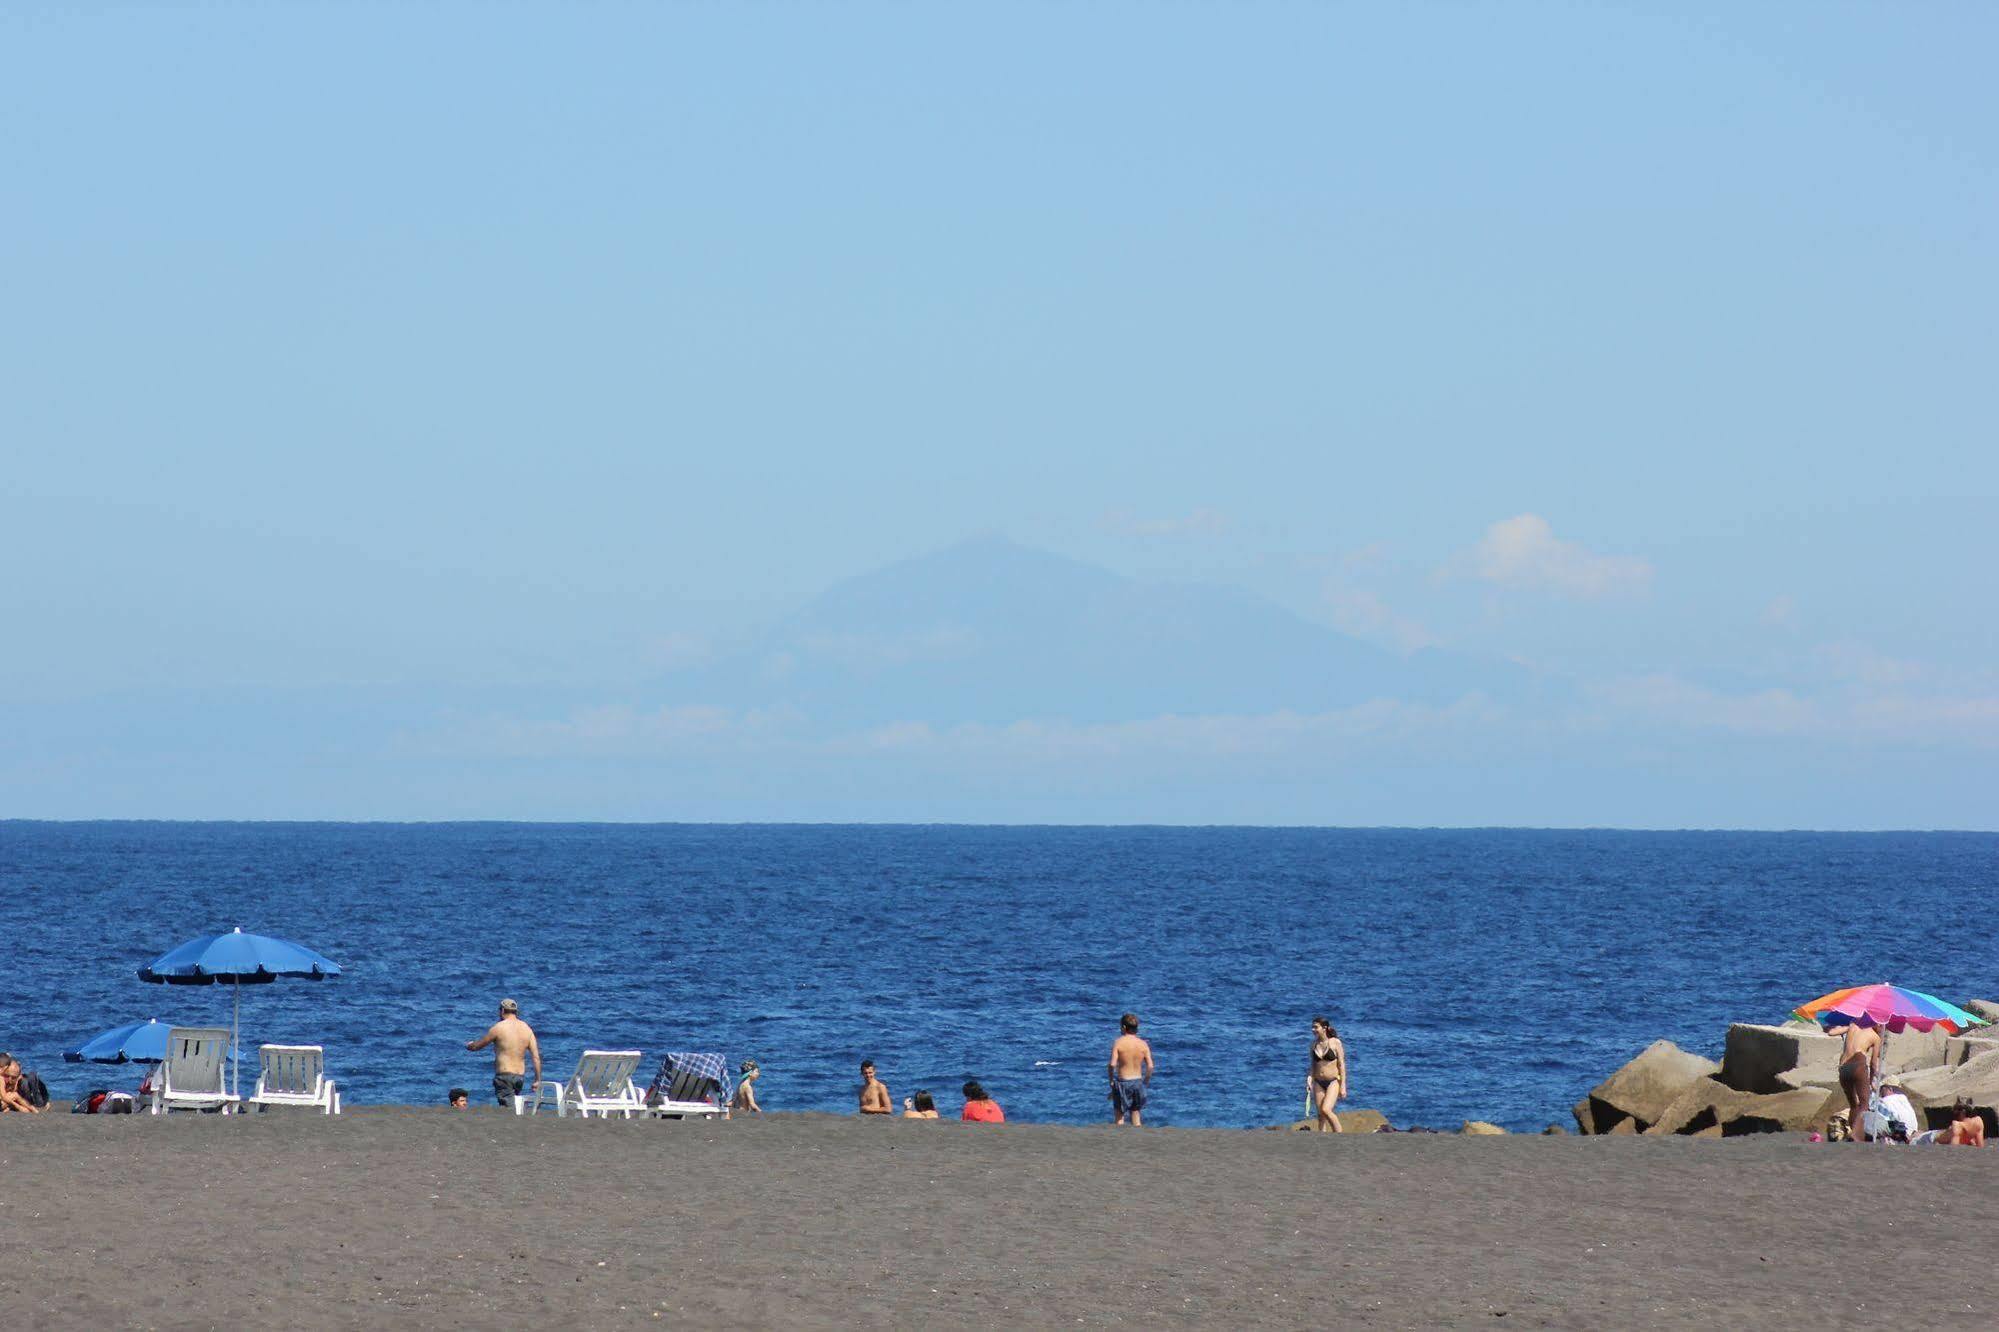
[960,1080,1004,1122]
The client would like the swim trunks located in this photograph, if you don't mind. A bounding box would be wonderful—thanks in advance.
[493,1073,526,1108]
[1112,1078,1147,1115]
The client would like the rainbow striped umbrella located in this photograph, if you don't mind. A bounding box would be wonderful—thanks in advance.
[1792,983,1987,1035]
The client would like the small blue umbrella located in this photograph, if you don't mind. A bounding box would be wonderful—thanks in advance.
[138,927,342,1096]
[64,1018,242,1065]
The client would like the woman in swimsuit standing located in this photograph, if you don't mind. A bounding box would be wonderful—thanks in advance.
[1309,1016,1346,1133]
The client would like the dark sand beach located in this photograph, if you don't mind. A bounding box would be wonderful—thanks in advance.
[2,1109,1994,1328]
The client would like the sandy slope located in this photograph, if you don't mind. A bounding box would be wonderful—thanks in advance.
[1,1109,1994,1328]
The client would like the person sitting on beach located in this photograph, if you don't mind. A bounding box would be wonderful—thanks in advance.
[1109,1012,1154,1127]
[448,1088,469,1109]
[960,1080,1004,1123]
[1831,1019,1881,1142]
[858,1060,891,1115]
[465,998,542,1110]
[902,1090,939,1119]
[0,1055,43,1114]
[1872,1082,1919,1143]
[1308,1017,1346,1133]
[732,1059,762,1115]
[1940,1098,1986,1147]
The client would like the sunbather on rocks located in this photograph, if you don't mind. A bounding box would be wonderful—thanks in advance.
[1940,1098,1986,1147]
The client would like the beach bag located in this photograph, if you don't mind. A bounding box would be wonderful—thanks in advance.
[104,1093,135,1114]
[20,1071,49,1109]
[72,1089,111,1114]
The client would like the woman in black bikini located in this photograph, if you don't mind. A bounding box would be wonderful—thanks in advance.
[1309,1016,1346,1133]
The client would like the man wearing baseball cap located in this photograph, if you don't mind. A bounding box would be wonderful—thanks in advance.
[465,997,542,1109]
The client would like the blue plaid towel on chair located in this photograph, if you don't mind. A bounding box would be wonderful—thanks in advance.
[646,1052,733,1108]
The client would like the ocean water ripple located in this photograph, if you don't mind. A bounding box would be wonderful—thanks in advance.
[3,823,1994,1130]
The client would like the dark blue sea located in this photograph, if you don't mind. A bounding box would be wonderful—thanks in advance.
[4,823,1994,1130]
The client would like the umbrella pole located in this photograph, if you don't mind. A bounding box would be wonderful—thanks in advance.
[232,985,241,1102]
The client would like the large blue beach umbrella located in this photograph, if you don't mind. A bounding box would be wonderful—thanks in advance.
[138,927,341,1096]
[64,1018,242,1065]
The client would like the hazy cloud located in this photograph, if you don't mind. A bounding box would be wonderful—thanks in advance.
[1593,673,1999,748]
[410,703,803,759]
[852,696,1506,762]
[1100,507,1230,539]
[1323,585,1439,654]
[1463,514,1652,598]
[1814,640,1926,688]
[1592,674,1819,736]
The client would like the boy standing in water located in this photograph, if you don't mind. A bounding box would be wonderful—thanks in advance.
[1109,1012,1154,1126]
[858,1060,892,1114]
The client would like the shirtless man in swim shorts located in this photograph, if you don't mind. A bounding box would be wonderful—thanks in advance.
[1834,1019,1881,1142]
[466,998,542,1109]
[858,1060,892,1114]
[1109,1013,1154,1126]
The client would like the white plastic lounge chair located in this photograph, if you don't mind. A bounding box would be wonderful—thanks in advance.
[519,1050,644,1118]
[149,1027,241,1115]
[641,1052,730,1120]
[247,1044,341,1115]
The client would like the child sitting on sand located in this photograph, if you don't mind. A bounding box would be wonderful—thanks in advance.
[732,1060,762,1115]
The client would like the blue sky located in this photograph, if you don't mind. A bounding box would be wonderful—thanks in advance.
[2,4,1994,825]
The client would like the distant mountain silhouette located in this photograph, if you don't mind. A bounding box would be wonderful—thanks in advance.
[666,535,1535,725]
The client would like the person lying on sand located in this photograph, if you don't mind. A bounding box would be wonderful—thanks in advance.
[732,1060,762,1115]
[858,1060,891,1114]
[1109,1012,1154,1127]
[1832,1019,1881,1142]
[465,998,542,1110]
[1940,1098,1986,1147]
[902,1090,939,1118]
[961,1081,1004,1122]
[0,1055,42,1113]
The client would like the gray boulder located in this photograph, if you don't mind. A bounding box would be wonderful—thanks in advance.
[1891,1050,1999,1125]
[1719,1023,1842,1094]
[1944,1034,1999,1068]
[1583,1040,1720,1134]
[1963,1000,1999,1026]
[1645,1077,1841,1137]
[1461,1120,1507,1135]
[1276,1106,1391,1134]
[1339,1107,1391,1135]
